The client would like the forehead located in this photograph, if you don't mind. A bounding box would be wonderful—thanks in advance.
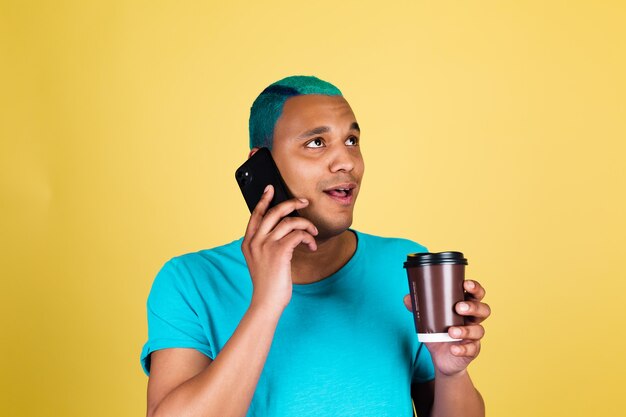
[275,95,357,134]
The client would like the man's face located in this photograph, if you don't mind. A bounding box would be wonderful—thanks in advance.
[268,94,365,239]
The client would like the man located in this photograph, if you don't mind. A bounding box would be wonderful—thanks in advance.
[141,76,490,417]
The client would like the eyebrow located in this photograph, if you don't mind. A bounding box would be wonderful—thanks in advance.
[297,122,360,139]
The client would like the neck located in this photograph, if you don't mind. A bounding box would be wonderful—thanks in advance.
[291,229,357,285]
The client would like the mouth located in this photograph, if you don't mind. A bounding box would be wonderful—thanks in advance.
[322,183,357,205]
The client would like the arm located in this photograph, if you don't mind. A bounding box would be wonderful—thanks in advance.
[430,369,484,417]
[147,186,318,417]
[411,373,485,417]
[408,280,490,417]
[147,301,282,417]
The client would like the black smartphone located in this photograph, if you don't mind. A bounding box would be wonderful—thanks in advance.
[235,147,298,216]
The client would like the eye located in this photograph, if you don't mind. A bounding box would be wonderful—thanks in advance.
[305,138,325,148]
[345,136,359,146]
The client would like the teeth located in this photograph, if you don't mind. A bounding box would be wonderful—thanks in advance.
[325,187,353,195]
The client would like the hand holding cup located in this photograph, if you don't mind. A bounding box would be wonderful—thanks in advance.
[403,252,491,376]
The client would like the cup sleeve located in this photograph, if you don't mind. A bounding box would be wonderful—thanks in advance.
[140,259,213,376]
[412,342,435,383]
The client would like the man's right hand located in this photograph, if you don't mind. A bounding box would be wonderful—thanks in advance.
[241,184,318,311]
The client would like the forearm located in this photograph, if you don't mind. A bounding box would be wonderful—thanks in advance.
[152,299,282,417]
[431,369,484,417]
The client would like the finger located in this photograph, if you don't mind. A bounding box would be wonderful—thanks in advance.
[448,324,485,341]
[281,229,318,252]
[456,301,491,324]
[450,340,481,358]
[268,216,318,241]
[244,185,275,242]
[256,197,311,237]
[403,294,412,312]
[464,280,486,301]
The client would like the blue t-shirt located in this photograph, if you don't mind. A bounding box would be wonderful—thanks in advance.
[141,230,434,416]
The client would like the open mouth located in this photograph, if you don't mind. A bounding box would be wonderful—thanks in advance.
[324,188,354,198]
[322,183,357,204]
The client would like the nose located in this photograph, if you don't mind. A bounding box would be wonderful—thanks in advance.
[328,145,357,173]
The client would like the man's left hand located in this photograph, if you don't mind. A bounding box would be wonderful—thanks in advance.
[403,279,491,377]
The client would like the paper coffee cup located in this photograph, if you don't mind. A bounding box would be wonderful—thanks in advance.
[404,252,467,343]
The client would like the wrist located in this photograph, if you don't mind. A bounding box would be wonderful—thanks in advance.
[249,295,287,319]
[435,367,469,380]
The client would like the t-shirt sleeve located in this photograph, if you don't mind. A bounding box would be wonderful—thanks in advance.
[140,258,213,376]
[412,342,435,383]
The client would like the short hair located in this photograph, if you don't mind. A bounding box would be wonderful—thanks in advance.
[249,75,343,149]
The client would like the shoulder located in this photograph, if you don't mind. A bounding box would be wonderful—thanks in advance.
[149,237,246,295]
[165,237,244,272]
[353,230,428,255]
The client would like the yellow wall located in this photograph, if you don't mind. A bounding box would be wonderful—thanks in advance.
[2,1,625,416]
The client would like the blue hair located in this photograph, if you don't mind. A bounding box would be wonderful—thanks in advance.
[249,76,343,149]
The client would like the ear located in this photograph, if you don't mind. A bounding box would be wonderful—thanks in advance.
[248,147,260,159]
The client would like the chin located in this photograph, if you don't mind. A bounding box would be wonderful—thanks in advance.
[312,217,354,241]
[298,205,355,238]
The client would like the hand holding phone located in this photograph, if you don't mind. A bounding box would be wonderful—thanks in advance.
[236,148,317,311]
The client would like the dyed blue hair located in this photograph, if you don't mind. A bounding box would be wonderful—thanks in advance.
[249,75,343,149]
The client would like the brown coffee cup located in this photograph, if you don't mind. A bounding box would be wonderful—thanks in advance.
[404,251,467,343]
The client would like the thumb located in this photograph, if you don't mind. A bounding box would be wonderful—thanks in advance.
[403,294,413,312]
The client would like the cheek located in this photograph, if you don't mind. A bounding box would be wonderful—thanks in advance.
[355,158,365,179]
[281,164,317,195]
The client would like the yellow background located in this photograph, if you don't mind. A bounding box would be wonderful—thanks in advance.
[2,1,625,416]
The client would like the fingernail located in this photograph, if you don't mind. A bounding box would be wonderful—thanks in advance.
[451,345,462,355]
[466,280,475,289]
[458,302,469,312]
[263,185,270,193]
[298,198,308,204]
[314,227,319,235]
[450,327,462,338]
